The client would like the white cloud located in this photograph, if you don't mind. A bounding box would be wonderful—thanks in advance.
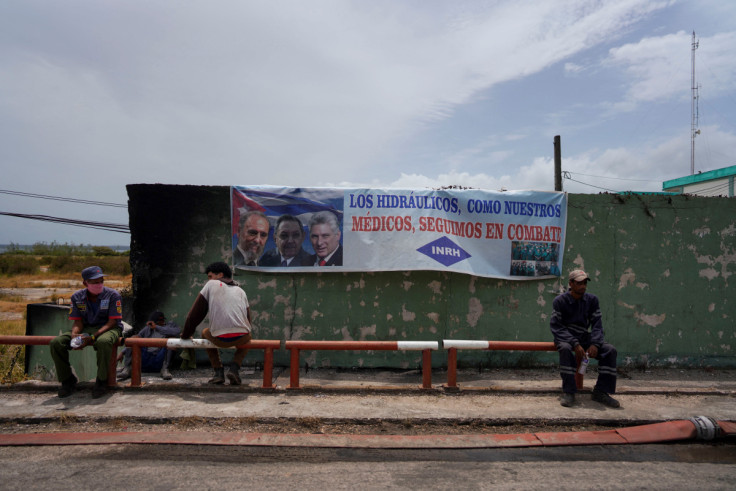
[605,30,736,106]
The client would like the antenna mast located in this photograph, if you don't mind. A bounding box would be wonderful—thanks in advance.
[691,31,700,175]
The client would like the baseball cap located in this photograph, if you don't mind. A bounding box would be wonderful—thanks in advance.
[148,311,165,323]
[568,269,590,282]
[81,266,106,281]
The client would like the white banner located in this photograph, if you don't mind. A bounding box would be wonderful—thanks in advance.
[232,186,567,280]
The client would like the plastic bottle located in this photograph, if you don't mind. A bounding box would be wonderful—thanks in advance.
[70,333,90,349]
[578,355,589,374]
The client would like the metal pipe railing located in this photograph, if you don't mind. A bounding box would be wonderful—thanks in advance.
[443,340,584,389]
[285,340,438,389]
[122,338,281,388]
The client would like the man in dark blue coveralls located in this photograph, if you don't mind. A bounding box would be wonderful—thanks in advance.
[50,266,123,399]
[550,269,619,408]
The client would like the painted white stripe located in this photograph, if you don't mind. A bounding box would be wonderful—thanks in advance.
[397,341,438,350]
[167,339,224,349]
[442,340,489,350]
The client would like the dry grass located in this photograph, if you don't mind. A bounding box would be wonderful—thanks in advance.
[0,319,26,383]
[0,273,131,289]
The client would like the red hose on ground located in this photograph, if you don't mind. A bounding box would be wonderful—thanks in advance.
[0,418,732,448]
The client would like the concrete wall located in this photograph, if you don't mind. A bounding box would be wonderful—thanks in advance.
[127,184,736,368]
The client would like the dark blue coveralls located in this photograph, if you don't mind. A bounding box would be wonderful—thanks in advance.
[550,291,617,394]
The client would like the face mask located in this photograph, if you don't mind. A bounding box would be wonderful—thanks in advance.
[87,283,104,295]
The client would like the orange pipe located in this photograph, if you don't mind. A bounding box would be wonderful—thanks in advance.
[131,345,141,387]
[263,348,274,389]
[446,347,457,388]
[487,341,556,351]
[285,341,399,351]
[422,349,432,389]
[0,335,54,345]
[289,348,301,389]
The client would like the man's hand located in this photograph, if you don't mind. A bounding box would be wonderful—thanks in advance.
[147,321,156,330]
[587,345,599,359]
[574,344,586,359]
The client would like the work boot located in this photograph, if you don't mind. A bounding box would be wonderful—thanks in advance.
[160,367,173,380]
[226,362,241,386]
[57,374,78,398]
[592,389,620,408]
[116,367,131,381]
[92,378,108,399]
[560,392,575,407]
[208,367,225,384]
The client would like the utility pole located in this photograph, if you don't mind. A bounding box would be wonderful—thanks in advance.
[554,135,562,191]
[691,31,700,175]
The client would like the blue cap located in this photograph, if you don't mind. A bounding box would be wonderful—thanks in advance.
[81,266,106,281]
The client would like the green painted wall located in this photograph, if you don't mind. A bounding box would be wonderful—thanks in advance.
[128,185,736,368]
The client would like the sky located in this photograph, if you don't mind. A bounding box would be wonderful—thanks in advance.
[1,0,735,246]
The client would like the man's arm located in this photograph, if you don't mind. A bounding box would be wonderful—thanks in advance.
[156,321,181,338]
[180,294,208,339]
[549,297,580,347]
[588,295,605,347]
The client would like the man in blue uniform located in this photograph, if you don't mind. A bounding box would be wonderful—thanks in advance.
[50,266,123,398]
[116,311,181,381]
[550,269,619,408]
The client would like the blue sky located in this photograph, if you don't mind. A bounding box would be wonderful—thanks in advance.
[1,0,735,246]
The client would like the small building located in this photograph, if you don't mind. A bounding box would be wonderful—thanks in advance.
[662,165,736,197]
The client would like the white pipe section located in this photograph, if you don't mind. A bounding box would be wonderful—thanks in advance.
[166,338,223,349]
[443,340,489,350]
[397,341,438,350]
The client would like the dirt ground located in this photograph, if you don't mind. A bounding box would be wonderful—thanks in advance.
[0,416,615,436]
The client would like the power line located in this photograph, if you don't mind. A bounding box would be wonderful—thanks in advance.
[565,171,661,183]
[0,212,129,234]
[0,189,127,208]
[562,175,620,193]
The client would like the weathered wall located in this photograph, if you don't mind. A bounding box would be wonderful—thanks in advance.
[128,184,736,368]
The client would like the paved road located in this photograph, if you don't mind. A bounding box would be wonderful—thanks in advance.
[1,443,735,490]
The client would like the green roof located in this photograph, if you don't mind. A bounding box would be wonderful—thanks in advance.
[662,165,736,190]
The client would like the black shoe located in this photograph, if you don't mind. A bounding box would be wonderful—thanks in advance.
[57,375,78,398]
[226,363,241,385]
[560,392,575,407]
[208,367,225,384]
[160,367,173,380]
[116,368,131,381]
[92,378,108,399]
[592,389,620,408]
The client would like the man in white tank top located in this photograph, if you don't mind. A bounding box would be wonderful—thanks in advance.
[181,262,252,385]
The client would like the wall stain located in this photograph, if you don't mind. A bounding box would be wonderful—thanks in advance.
[466,297,483,327]
[618,268,636,290]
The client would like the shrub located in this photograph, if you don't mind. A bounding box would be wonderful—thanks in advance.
[0,255,39,275]
[47,255,130,275]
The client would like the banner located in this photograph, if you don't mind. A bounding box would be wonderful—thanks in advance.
[232,186,567,280]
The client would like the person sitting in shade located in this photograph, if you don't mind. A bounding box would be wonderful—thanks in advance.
[550,269,620,408]
[117,311,181,381]
[49,266,123,399]
[180,261,252,385]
